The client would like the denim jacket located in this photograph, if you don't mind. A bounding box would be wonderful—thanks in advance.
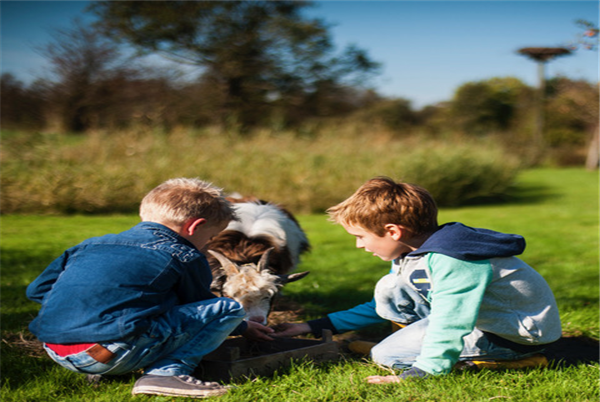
[27,222,227,344]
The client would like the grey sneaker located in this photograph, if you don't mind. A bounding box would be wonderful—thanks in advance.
[132,374,229,398]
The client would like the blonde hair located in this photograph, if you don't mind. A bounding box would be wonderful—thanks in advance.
[327,177,438,237]
[140,178,236,227]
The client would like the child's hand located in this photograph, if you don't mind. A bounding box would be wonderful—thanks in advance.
[270,322,311,338]
[242,321,276,341]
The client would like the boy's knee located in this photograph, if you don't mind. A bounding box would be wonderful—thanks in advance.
[370,342,386,363]
[370,339,418,369]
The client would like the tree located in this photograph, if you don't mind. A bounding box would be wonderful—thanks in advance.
[544,77,599,148]
[567,19,599,169]
[38,20,126,132]
[447,77,533,135]
[568,19,599,51]
[89,1,380,129]
[0,74,45,130]
[517,47,572,162]
[350,97,417,134]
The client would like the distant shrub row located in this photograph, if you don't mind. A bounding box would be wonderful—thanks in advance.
[1,128,521,214]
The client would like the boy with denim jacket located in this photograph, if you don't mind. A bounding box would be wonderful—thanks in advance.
[273,177,561,383]
[27,178,275,398]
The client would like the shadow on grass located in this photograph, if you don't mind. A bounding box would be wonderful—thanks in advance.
[505,183,561,205]
[459,183,560,207]
[0,282,40,333]
[545,336,600,368]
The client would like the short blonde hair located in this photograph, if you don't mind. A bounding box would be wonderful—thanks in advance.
[327,177,438,237]
[140,178,236,227]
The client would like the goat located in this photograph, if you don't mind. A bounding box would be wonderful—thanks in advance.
[206,199,310,324]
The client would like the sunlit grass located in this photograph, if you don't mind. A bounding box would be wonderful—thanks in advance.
[1,168,597,401]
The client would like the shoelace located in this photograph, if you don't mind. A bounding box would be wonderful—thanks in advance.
[177,375,221,388]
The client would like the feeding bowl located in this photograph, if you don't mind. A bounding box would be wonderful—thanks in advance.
[196,330,339,381]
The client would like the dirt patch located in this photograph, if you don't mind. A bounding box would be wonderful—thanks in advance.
[268,296,306,326]
[2,331,46,358]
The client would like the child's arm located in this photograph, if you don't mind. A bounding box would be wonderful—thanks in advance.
[272,299,387,338]
[413,253,493,375]
[327,299,388,332]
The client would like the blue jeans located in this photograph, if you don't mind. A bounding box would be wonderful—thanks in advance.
[370,318,532,370]
[43,298,245,376]
[372,273,536,370]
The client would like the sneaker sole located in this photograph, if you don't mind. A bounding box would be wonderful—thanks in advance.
[132,385,228,398]
[467,354,549,370]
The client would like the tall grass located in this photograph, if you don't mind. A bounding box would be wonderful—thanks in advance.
[1,128,520,214]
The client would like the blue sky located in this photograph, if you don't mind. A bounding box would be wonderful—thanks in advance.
[1,1,598,108]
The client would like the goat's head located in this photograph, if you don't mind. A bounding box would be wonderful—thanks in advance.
[208,248,309,325]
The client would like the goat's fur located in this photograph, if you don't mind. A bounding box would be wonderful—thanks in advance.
[206,198,310,324]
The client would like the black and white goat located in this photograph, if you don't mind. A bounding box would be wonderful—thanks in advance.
[206,198,310,325]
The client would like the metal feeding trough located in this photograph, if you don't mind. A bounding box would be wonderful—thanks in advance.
[196,330,339,381]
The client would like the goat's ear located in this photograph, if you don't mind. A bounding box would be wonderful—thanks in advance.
[278,271,310,284]
[207,250,240,275]
[210,275,226,295]
[257,247,275,272]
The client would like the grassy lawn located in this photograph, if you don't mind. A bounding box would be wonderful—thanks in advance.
[1,168,598,401]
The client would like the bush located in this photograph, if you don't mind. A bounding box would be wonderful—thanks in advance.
[0,129,521,214]
[394,142,521,206]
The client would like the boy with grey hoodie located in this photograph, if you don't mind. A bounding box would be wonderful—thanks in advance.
[274,177,561,383]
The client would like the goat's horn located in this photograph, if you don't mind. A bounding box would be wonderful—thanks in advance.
[257,247,275,272]
[207,250,240,275]
[277,270,310,284]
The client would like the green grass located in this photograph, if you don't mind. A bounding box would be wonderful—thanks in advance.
[1,168,598,401]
